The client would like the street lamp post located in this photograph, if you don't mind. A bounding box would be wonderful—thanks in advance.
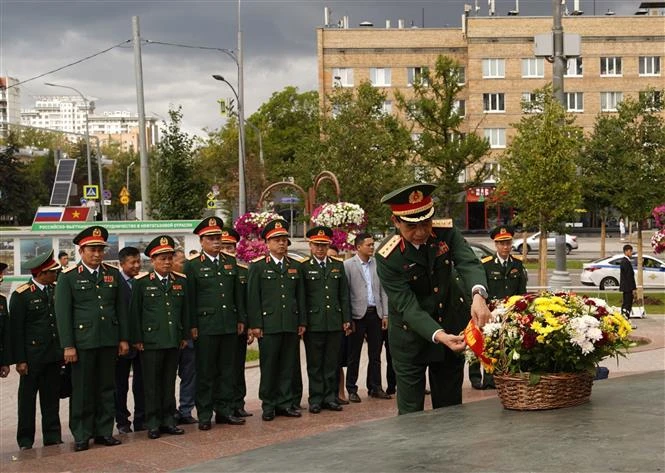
[126,161,136,220]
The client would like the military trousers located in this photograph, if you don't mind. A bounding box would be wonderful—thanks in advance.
[231,332,248,410]
[304,331,342,406]
[114,352,145,429]
[258,332,299,413]
[141,348,178,430]
[291,337,303,407]
[195,333,237,422]
[16,360,62,448]
[176,340,196,417]
[70,346,116,442]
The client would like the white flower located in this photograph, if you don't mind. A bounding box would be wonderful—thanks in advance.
[482,322,502,337]
[512,351,521,360]
[568,315,602,354]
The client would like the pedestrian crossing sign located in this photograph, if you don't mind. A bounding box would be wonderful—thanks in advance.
[83,185,100,200]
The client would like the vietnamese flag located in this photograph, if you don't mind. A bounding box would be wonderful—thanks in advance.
[463,320,491,366]
[61,206,90,222]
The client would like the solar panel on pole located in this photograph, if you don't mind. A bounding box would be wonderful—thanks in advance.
[49,159,77,206]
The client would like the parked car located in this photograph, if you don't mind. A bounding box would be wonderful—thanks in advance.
[581,254,665,290]
[511,232,578,255]
[468,242,494,261]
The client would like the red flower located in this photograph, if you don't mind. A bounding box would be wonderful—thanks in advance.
[522,331,537,349]
[513,298,529,312]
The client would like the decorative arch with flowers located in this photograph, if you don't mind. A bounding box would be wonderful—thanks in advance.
[651,204,665,254]
[233,211,281,263]
[310,202,366,252]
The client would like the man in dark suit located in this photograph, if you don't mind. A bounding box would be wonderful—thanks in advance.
[9,250,63,450]
[619,244,636,320]
[114,246,146,434]
[0,262,11,380]
[55,226,129,451]
[343,233,391,402]
[376,184,490,414]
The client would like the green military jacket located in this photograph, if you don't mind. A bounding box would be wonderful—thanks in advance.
[302,256,351,332]
[247,255,306,334]
[0,294,9,365]
[55,262,128,350]
[185,251,245,335]
[482,254,528,300]
[130,271,189,349]
[237,263,248,314]
[376,220,487,363]
[9,281,62,365]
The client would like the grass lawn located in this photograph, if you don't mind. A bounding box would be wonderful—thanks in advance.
[523,260,584,270]
[246,348,260,362]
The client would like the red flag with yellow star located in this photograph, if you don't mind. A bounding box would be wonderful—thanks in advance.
[61,206,91,222]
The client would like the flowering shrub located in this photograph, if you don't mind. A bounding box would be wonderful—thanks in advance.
[468,292,633,376]
[311,202,366,252]
[233,211,281,263]
[651,229,665,255]
[653,204,665,229]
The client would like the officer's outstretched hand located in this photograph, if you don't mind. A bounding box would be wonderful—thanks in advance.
[471,294,491,329]
[434,331,466,352]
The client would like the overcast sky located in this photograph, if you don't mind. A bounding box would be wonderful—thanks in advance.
[0,0,645,136]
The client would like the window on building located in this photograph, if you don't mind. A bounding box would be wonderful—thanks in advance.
[639,56,661,76]
[485,162,500,182]
[381,100,393,114]
[453,100,466,117]
[600,92,623,111]
[565,57,583,77]
[483,93,505,113]
[521,92,543,113]
[639,90,663,111]
[482,59,505,78]
[600,57,622,76]
[484,128,506,148]
[370,68,392,87]
[407,67,429,86]
[457,169,466,183]
[332,68,354,87]
[457,66,466,85]
[566,92,584,112]
[521,58,544,78]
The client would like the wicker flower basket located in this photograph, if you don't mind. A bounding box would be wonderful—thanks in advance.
[494,372,594,410]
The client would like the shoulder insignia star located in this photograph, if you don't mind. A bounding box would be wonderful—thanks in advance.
[378,235,401,258]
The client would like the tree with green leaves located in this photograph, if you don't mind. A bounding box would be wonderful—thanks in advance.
[317,81,414,231]
[395,55,491,218]
[497,87,584,285]
[586,90,665,296]
[151,107,206,220]
[0,134,28,224]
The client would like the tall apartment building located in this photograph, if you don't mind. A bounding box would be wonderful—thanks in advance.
[317,9,664,230]
[0,76,21,136]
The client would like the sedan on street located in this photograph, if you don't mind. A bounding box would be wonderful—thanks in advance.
[581,254,665,290]
[511,232,578,255]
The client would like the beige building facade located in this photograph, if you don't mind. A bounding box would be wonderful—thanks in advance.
[317,14,664,230]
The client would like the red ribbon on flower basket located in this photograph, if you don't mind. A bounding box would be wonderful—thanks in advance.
[463,320,491,365]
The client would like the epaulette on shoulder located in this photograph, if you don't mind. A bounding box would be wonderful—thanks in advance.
[102,262,119,270]
[287,255,305,264]
[15,283,31,294]
[172,270,187,278]
[300,256,311,263]
[512,254,523,261]
[221,250,236,259]
[62,265,77,274]
[187,252,200,261]
[432,218,453,228]
[135,272,149,280]
[236,262,248,269]
[377,235,401,258]
[481,255,493,264]
[251,255,265,263]
[329,255,344,262]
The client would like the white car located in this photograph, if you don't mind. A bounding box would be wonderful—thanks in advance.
[581,254,665,290]
[511,232,578,255]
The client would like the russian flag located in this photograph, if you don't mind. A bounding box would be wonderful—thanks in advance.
[34,207,65,223]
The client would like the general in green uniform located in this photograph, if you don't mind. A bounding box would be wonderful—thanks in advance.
[55,226,129,451]
[10,251,63,449]
[375,184,491,415]
[0,262,10,379]
[219,228,253,419]
[131,236,189,439]
[469,225,528,390]
[247,219,306,421]
[186,217,246,430]
[302,226,351,413]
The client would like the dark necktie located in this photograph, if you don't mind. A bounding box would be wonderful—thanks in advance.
[320,261,325,270]
[162,277,169,290]
[44,285,51,300]
[277,261,283,271]
[502,261,508,272]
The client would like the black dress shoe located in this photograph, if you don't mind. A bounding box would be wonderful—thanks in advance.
[292,403,302,410]
[160,425,185,435]
[348,392,362,403]
[117,424,132,434]
[323,401,343,411]
[262,411,275,421]
[424,389,431,395]
[148,429,161,440]
[308,404,322,414]
[386,387,396,395]
[276,407,302,418]
[336,397,350,405]
[234,408,253,417]
[176,415,198,425]
[198,421,212,431]
[93,436,121,446]
[74,441,89,452]
[369,389,392,399]
[471,382,483,390]
[215,415,246,425]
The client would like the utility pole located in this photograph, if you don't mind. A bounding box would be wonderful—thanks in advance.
[237,0,247,215]
[133,16,151,220]
[549,0,572,290]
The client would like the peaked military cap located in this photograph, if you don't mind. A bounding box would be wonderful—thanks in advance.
[73,225,109,247]
[0,262,7,273]
[261,218,289,240]
[24,249,60,275]
[490,225,515,241]
[381,183,437,223]
[306,226,333,244]
[145,235,176,257]
[221,227,240,245]
[194,216,224,237]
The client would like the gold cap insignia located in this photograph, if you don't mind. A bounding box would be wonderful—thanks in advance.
[222,231,229,236]
[92,228,102,237]
[409,190,424,204]
[317,230,325,236]
[275,222,283,229]
[500,228,507,234]
[160,236,168,246]
[208,218,217,227]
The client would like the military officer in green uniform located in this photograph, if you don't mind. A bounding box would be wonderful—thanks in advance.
[219,228,253,418]
[247,218,306,421]
[375,183,491,415]
[10,250,63,450]
[301,226,351,414]
[0,262,10,380]
[186,217,246,430]
[55,226,129,451]
[470,225,528,390]
[131,235,189,439]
